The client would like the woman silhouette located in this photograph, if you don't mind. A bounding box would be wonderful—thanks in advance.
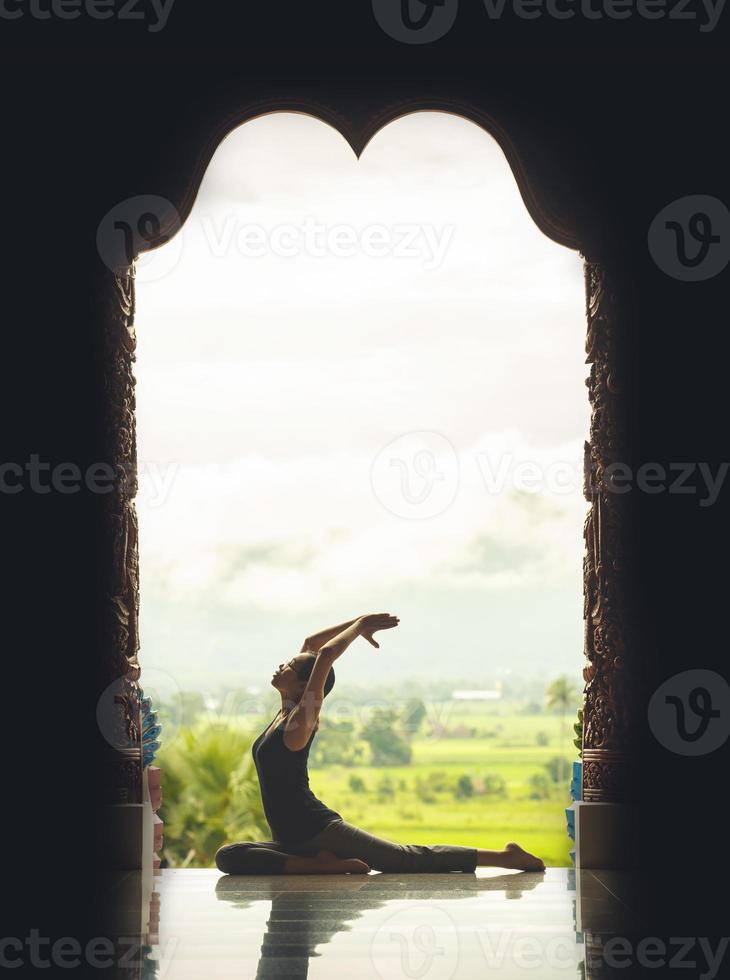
[215,614,546,875]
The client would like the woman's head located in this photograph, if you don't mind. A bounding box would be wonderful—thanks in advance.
[271,653,336,702]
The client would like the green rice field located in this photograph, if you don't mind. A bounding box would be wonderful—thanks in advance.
[307,706,575,867]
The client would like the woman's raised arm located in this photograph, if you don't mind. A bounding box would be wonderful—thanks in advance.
[283,614,399,751]
[300,616,361,653]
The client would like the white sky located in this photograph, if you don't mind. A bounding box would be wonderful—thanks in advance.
[135,111,590,691]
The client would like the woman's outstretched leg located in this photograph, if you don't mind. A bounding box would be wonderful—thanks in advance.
[303,821,546,873]
[215,841,369,875]
[304,820,477,873]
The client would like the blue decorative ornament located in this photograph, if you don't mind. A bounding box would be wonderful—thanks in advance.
[139,687,162,768]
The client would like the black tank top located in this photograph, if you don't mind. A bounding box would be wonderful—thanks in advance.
[252,713,341,843]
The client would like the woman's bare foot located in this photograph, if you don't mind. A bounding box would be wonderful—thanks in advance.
[502,842,545,872]
[314,850,370,874]
[282,850,370,875]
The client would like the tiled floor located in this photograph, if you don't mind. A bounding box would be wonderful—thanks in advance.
[128,866,638,979]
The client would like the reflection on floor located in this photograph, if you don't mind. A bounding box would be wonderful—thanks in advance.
[116,866,642,979]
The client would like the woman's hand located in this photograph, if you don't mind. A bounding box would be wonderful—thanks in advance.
[314,614,399,664]
[356,613,400,648]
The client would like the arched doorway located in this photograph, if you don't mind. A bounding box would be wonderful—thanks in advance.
[96,97,637,871]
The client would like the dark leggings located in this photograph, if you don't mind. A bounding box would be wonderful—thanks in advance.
[215,818,478,874]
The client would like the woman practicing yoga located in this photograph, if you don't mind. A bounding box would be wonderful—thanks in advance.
[215,614,546,875]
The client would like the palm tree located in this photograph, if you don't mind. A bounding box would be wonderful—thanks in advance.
[157,723,268,867]
[545,676,577,785]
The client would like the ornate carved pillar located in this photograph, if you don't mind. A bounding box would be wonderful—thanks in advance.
[98,265,143,809]
[581,260,637,804]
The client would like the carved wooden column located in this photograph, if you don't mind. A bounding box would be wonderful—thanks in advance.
[98,265,143,810]
[581,260,637,804]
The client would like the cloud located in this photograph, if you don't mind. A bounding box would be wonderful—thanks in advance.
[134,112,588,674]
[137,430,587,613]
